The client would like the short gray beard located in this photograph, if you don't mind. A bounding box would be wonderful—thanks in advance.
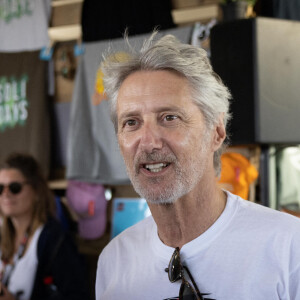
[124,134,210,205]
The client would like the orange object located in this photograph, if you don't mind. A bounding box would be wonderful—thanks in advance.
[219,152,258,200]
[92,51,131,105]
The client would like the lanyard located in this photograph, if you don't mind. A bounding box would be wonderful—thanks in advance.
[1,229,30,287]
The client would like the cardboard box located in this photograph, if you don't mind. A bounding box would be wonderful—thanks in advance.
[51,1,83,27]
[172,0,219,9]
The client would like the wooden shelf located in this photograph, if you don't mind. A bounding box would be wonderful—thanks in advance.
[52,0,83,7]
[48,179,67,190]
[48,24,81,42]
[172,4,219,24]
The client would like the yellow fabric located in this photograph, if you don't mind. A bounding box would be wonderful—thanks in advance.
[219,152,258,200]
[92,52,131,106]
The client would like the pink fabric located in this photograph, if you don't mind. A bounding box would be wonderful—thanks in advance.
[66,180,107,239]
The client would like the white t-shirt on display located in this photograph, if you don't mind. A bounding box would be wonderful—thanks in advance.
[96,191,300,300]
[0,0,51,52]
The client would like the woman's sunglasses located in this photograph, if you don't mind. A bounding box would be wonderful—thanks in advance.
[0,182,28,195]
[165,247,215,300]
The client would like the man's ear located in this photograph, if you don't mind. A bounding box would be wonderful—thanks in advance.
[212,113,226,151]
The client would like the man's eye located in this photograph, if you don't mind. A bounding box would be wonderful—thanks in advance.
[125,119,137,127]
[165,115,178,121]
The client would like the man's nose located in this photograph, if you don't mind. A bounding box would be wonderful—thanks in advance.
[139,123,163,153]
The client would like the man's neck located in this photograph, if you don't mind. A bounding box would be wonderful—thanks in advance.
[148,185,227,249]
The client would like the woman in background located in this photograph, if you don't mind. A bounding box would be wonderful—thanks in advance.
[0,153,90,300]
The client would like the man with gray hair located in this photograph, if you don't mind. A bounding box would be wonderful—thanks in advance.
[96,32,300,300]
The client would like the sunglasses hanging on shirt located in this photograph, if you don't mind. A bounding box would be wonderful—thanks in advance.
[165,247,215,300]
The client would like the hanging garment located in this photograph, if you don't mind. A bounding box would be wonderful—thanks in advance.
[219,152,259,200]
[191,19,217,57]
[81,0,175,42]
[0,51,50,176]
[66,26,193,184]
[0,0,51,52]
[52,101,71,167]
[277,147,300,210]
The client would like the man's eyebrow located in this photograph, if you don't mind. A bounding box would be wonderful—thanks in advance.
[118,110,140,121]
[118,105,184,121]
[154,105,182,113]
[154,106,188,119]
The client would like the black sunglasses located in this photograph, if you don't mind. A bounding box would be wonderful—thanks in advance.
[165,247,214,300]
[0,182,28,195]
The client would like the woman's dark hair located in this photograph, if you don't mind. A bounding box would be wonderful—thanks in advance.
[0,153,56,261]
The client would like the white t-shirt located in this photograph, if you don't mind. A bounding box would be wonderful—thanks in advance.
[0,0,51,52]
[96,191,300,300]
[0,226,43,300]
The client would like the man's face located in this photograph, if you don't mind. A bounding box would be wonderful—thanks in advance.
[117,70,218,204]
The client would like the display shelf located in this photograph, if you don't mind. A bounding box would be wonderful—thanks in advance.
[48,179,68,190]
[172,4,219,24]
[52,0,83,7]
